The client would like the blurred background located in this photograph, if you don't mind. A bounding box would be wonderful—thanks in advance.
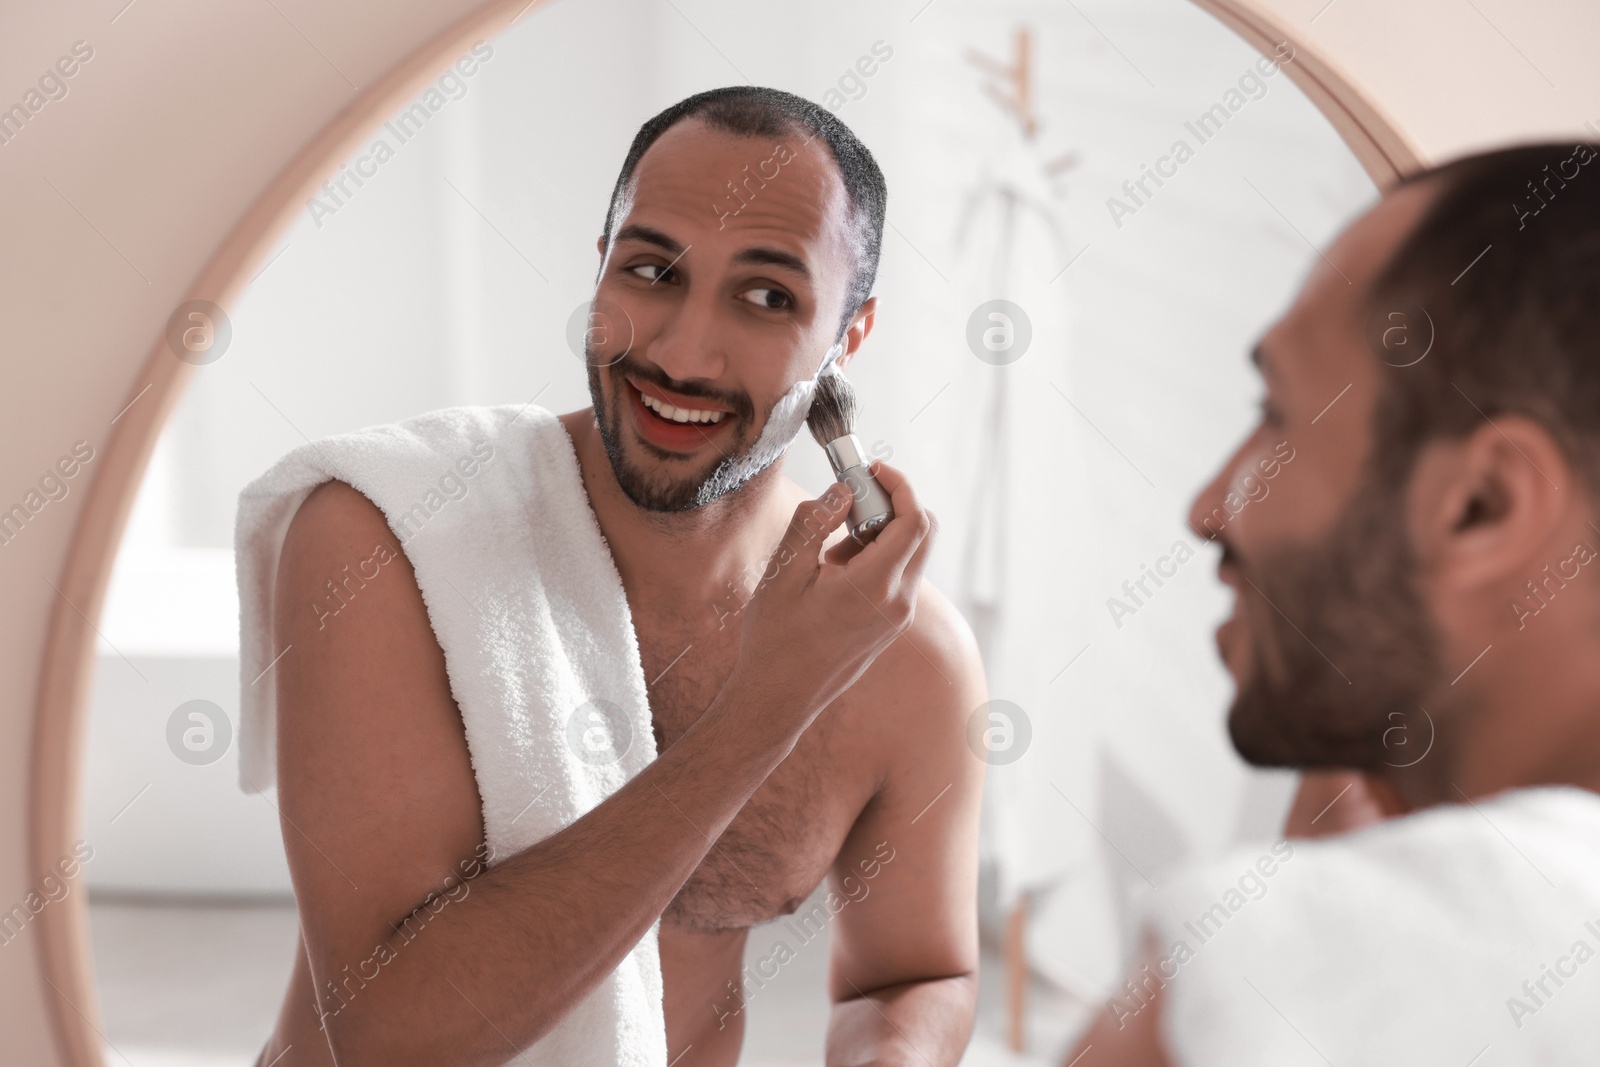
[81,0,1371,1062]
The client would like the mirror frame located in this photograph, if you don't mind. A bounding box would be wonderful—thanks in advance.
[27,2,1414,1062]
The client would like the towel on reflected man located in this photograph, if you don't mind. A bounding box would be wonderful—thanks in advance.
[1130,786,1600,1065]
[234,403,666,1067]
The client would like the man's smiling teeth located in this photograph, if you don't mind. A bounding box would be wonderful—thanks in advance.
[638,388,725,424]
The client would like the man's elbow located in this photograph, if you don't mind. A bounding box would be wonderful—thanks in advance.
[834,967,978,1004]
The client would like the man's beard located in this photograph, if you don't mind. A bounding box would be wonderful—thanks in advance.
[1227,465,1443,771]
[587,351,775,513]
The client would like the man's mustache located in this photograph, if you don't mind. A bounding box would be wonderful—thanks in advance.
[607,353,755,423]
[1216,538,1254,591]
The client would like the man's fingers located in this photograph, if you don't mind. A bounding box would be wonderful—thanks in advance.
[820,461,912,566]
[827,464,936,631]
[897,505,940,591]
[823,530,866,567]
[866,458,909,496]
[769,482,853,587]
[842,461,929,580]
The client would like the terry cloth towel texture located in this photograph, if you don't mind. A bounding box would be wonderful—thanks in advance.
[1136,785,1600,1066]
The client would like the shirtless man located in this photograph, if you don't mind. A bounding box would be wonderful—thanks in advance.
[1066,140,1600,1064]
[254,87,987,1066]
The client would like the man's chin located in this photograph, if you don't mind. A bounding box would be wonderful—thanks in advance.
[1225,681,1405,771]
[1215,616,1249,684]
[1217,617,1362,767]
[1226,700,1308,769]
[599,420,715,512]
[613,454,721,512]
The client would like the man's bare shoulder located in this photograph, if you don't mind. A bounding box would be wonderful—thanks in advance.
[847,578,987,758]
[910,579,983,677]
[275,478,440,676]
[283,479,391,559]
[875,579,984,702]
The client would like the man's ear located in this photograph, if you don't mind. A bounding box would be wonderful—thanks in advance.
[1409,415,1571,590]
[596,235,606,257]
[834,297,877,372]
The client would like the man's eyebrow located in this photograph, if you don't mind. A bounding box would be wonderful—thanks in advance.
[613,224,683,255]
[612,226,812,284]
[731,246,812,283]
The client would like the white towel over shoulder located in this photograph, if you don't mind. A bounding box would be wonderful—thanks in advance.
[1135,785,1600,1066]
[234,403,666,1067]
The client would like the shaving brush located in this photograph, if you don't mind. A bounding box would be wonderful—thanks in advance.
[806,371,895,544]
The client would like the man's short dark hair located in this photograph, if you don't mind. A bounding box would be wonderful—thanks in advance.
[1363,141,1600,495]
[600,86,888,343]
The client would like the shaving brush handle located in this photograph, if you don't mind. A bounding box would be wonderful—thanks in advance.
[838,464,894,544]
[820,434,893,544]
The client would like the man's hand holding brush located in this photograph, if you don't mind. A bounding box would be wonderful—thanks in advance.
[721,459,937,750]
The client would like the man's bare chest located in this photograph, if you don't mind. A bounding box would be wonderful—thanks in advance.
[637,617,873,932]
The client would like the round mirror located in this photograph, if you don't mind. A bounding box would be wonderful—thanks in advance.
[52,0,1388,1063]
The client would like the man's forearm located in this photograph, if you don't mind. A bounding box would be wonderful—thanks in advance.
[319,673,807,1065]
[825,974,977,1067]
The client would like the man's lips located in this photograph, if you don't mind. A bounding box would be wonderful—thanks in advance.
[1216,614,1239,655]
[1215,556,1244,668]
[623,376,735,453]
[627,375,734,417]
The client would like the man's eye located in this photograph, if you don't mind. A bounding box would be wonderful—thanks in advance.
[628,264,673,283]
[739,287,791,310]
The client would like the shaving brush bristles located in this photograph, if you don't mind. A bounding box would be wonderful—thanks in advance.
[806,370,857,446]
[806,369,894,544]
[805,368,893,543]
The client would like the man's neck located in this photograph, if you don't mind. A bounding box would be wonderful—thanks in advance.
[1380,635,1600,811]
[558,408,812,615]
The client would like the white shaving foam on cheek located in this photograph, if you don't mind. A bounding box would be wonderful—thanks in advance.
[693,340,844,503]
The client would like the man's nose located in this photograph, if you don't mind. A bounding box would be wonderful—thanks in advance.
[1187,457,1235,543]
[649,290,728,384]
